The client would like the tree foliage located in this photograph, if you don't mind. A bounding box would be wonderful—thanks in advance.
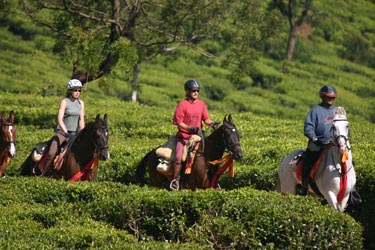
[20,0,282,88]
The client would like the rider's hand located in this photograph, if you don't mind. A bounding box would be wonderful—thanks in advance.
[210,121,220,129]
[189,127,200,134]
[65,132,73,140]
[313,140,324,147]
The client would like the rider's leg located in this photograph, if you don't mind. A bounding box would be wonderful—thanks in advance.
[170,162,182,190]
[300,149,320,195]
[41,132,65,176]
[170,138,186,190]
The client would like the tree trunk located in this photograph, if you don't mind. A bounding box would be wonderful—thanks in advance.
[284,0,311,60]
[287,23,298,60]
[131,64,140,102]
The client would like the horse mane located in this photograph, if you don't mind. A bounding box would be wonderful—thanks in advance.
[77,121,95,137]
[334,106,347,120]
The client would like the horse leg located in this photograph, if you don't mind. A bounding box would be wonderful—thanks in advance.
[324,191,340,211]
[0,164,5,178]
[337,195,350,212]
[183,158,209,190]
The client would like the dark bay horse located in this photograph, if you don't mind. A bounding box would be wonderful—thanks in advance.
[21,114,109,181]
[0,111,16,177]
[136,115,243,190]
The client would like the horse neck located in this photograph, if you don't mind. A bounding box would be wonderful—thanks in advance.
[204,127,225,160]
[325,144,352,168]
[0,130,6,151]
[73,124,97,163]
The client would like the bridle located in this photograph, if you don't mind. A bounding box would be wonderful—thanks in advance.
[222,123,241,155]
[93,123,109,153]
[331,117,351,151]
[0,121,16,152]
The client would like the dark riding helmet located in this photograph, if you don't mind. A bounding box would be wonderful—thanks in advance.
[184,79,200,90]
[319,85,337,98]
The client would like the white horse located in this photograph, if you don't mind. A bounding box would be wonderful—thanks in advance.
[277,107,356,212]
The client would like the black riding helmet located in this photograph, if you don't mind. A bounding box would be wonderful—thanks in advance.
[319,85,337,98]
[184,79,200,90]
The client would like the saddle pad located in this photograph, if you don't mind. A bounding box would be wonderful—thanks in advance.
[155,135,201,162]
[155,136,176,161]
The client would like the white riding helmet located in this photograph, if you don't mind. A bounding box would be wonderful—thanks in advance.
[66,79,82,89]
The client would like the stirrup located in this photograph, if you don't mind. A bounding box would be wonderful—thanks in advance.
[170,179,180,191]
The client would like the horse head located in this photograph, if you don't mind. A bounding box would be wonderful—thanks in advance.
[221,114,243,160]
[0,111,16,157]
[93,114,110,161]
[331,107,350,154]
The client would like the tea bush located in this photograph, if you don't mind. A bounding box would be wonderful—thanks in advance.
[0,178,363,249]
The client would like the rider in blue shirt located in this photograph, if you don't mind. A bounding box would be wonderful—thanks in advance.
[300,85,337,195]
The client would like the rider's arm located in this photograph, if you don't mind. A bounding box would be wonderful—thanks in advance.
[79,100,85,130]
[304,109,317,141]
[176,122,191,131]
[57,99,67,133]
[203,118,214,126]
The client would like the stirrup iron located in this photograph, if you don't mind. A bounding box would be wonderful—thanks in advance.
[170,179,180,191]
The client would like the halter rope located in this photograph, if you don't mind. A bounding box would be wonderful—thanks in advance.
[332,117,350,203]
[67,123,107,181]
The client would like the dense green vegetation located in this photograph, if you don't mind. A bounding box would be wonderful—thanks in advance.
[1,0,375,249]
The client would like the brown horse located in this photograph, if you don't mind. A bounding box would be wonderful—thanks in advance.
[0,111,16,178]
[21,114,109,181]
[136,115,243,190]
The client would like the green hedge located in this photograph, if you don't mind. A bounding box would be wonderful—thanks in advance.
[0,177,363,249]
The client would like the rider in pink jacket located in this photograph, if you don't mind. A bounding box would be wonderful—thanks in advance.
[170,79,218,190]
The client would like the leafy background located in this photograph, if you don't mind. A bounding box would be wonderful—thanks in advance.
[1,0,375,249]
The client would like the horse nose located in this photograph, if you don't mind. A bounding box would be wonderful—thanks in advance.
[234,151,243,161]
[9,143,16,157]
[100,150,110,161]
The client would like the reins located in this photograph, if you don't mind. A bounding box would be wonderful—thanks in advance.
[67,121,108,181]
[330,117,352,202]
[0,122,16,151]
[205,123,239,187]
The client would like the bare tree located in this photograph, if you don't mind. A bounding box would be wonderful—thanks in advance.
[21,0,232,100]
[272,0,312,60]
[21,0,282,101]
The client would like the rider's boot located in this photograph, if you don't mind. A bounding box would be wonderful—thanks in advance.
[299,162,313,196]
[170,163,181,191]
[41,164,51,176]
[41,157,54,177]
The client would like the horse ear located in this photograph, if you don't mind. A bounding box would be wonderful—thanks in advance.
[223,114,227,123]
[9,111,15,123]
[1,113,5,123]
[95,114,100,121]
[103,114,108,123]
[228,114,233,123]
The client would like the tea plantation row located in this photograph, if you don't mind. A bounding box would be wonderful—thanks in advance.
[1,95,375,248]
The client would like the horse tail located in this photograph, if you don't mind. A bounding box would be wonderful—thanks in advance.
[136,149,155,186]
[275,175,281,192]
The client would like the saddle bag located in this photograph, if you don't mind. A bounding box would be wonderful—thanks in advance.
[155,135,201,174]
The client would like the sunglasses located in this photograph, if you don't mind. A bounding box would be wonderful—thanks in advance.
[72,89,81,92]
[190,89,200,93]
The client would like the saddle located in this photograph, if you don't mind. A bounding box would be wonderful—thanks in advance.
[292,149,330,197]
[36,137,74,173]
[155,135,201,175]
[294,151,326,183]
[32,141,48,162]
